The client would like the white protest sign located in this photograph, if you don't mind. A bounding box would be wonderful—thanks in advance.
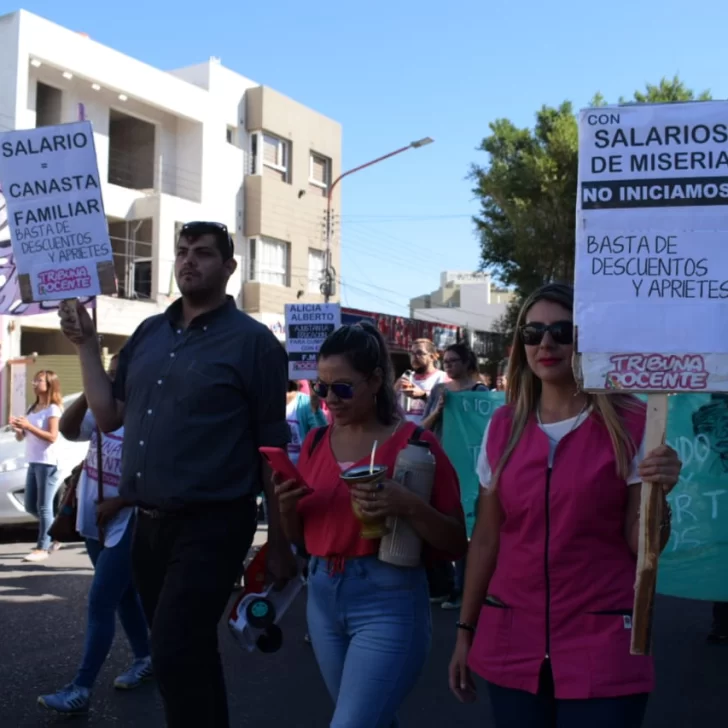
[0,121,116,302]
[285,303,341,380]
[574,102,728,392]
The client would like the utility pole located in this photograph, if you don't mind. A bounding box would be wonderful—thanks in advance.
[321,137,434,303]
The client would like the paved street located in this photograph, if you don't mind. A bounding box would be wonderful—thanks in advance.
[0,525,726,727]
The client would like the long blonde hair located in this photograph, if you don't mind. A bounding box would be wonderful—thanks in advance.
[491,283,640,489]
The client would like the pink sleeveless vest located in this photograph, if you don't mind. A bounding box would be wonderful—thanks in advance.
[468,402,654,699]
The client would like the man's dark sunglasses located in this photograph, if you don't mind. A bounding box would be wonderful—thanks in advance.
[520,320,574,346]
[180,221,234,259]
[312,381,356,400]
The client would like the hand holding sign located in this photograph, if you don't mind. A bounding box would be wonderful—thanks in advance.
[59,299,96,347]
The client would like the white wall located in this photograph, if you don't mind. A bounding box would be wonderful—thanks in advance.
[413,281,509,332]
[15,11,208,123]
[0,10,320,343]
[0,13,25,132]
[413,305,507,332]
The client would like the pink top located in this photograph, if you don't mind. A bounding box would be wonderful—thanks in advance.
[468,400,654,699]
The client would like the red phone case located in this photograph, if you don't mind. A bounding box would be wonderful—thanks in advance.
[258,447,306,485]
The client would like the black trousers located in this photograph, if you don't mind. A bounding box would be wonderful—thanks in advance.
[488,661,649,728]
[132,497,258,728]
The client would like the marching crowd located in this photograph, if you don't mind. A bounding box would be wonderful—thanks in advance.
[11,221,690,727]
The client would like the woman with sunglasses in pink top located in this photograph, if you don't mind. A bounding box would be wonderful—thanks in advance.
[449,283,682,728]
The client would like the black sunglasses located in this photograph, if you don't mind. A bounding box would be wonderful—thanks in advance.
[312,381,357,400]
[180,221,234,259]
[520,320,574,346]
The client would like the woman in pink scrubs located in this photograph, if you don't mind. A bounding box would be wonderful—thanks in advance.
[449,283,682,728]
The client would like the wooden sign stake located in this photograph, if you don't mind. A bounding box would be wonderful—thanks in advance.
[630,392,669,656]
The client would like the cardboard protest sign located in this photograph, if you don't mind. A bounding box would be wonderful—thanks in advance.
[574,101,728,392]
[573,101,728,654]
[285,303,341,380]
[0,189,94,314]
[0,121,116,303]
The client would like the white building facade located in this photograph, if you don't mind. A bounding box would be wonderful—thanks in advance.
[409,270,514,332]
[0,9,342,419]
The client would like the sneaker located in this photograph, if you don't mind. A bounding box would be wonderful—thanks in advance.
[38,684,90,714]
[49,541,62,552]
[23,550,49,563]
[442,595,462,611]
[429,594,448,605]
[114,656,153,690]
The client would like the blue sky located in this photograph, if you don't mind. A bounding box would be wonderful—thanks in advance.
[13,0,728,315]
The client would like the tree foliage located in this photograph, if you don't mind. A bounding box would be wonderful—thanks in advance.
[472,77,712,339]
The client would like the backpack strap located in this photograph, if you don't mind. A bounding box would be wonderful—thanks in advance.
[410,426,425,442]
[308,425,329,456]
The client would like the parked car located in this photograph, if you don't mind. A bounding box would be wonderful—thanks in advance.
[0,394,88,527]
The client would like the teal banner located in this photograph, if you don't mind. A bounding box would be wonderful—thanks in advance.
[661,394,728,601]
[441,391,728,601]
[441,392,505,537]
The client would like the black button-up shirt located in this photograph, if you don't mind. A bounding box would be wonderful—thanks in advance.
[112,297,289,509]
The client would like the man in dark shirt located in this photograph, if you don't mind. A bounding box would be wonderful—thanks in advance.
[59,221,295,727]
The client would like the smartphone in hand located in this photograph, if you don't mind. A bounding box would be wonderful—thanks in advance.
[259,447,308,486]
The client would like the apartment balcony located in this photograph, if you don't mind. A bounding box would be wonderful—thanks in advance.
[106,149,202,205]
[107,219,154,302]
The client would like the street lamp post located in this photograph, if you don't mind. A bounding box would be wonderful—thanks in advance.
[321,137,434,302]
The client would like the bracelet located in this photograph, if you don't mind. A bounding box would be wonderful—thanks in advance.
[456,621,476,633]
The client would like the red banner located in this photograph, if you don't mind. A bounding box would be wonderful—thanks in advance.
[342,307,458,352]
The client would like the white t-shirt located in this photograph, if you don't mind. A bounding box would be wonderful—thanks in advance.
[476,409,646,491]
[286,397,302,465]
[73,410,132,547]
[402,369,447,425]
[25,404,63,465]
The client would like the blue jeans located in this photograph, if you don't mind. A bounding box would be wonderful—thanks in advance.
[307,555,431,728]
[487,662,649,728]
[75,517,150,689]
[24,463,61,550]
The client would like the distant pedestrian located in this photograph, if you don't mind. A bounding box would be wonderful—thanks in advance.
[286,380,328,465]
[38,355,151,715]
[11,370,63,562]
[422,343,488,610]
[394,339,447,425]
[59,221,295,728]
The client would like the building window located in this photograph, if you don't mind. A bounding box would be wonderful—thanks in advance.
[262,132,290,181]
[132,258,153,299]
[309,152,331,190]
[309,152,331,196]
[308,248,326,294]
[248,237,289,287]
[226,126,237,145]
[36,82,62,128]
[249,133,259,174]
